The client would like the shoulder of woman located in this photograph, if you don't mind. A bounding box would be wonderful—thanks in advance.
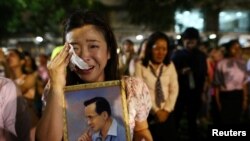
[135,60,142,66]
[122,76,147,92]
[123,76,144,84]
[25,73,36,80]
[0,77,19,97]
[122,76,150,102]
[166,61,175,69]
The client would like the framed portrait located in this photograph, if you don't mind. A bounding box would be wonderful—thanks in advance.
[63,80,131,141]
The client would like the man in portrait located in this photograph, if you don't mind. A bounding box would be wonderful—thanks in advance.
[78,97,126,141]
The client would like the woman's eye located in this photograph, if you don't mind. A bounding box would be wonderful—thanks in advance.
[72,45,80,51]
[89,45,99,49]
[73,47,79,51]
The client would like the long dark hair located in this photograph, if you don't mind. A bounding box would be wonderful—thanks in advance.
[142,31,171,67]
[63,10,120,85]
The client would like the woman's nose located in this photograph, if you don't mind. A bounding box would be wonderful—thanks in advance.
[80,49,91,62]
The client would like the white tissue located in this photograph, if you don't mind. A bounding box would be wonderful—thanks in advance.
[69,44,90,70]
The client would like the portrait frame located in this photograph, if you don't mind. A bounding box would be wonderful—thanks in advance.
[63,80,131,141]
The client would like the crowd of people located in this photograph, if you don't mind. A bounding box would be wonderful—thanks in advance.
[0,48,50,141]
[0,9,249,141]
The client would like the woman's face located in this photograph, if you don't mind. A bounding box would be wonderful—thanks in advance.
[230,42,241,57]
[7,51,23,68]
[152,39,168,64]
[66,25,110,82]
[25,56,32,67]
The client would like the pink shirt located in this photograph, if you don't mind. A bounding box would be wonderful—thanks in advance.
[123,76,152,137]
[42,76,151,138]
[0,77,17,136]
[214,58,248,91]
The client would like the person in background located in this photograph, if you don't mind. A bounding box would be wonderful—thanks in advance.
[78,97,126,141]
[0,77,18,137]
[214,39,248,125]
[6,49,38,141]
[36,9,152,141]
[171,27,208,140]
[246,58,250,122]
[119,39,138,76]
[0,48,13,78]
[23,51,38,75]
[135,31,179,141]
[37,53,49,85]
[206,47,224,125]
[0,76,31,141]
[136,38,148,62]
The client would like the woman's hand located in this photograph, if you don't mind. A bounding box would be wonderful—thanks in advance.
[155,110,169,123]
[134,120,153,141]
[47,43,72,89]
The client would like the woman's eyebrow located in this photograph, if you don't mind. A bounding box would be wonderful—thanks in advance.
[86,39,101,43]
[68,42,78,45]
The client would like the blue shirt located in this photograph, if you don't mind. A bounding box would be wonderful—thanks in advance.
[92,118,127,141]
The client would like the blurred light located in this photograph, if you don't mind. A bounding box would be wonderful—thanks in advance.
[198,18,204,23]
[209,34,217,39]
[9,39,17,44]
[117,48,120,54]
[183,11,190,16]
[219,12,226,17]
[175,10,204,32]
[176,35,181,40]
[1,48,8,54]
[236,12,242,17]
[136,35,143,40]
[36,36,43,43]
[176,13,182,19]
[225,15,232,21]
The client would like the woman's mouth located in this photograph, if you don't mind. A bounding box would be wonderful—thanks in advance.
[77,66,94,74]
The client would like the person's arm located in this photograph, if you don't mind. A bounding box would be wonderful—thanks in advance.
[36,44,71,141]
[130,77,153,141]
[162,63,179,114]
[134,61,142,78]
[134,62,160,114]
[20,73,36,99]
[133,120,152,141]
[36,84,65,141]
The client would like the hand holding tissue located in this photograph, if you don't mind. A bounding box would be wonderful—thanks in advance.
[69,44,90,70]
